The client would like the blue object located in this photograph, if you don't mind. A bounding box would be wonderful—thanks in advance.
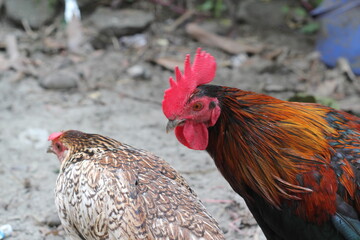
[311,0,360,75]
[0,224,12,240]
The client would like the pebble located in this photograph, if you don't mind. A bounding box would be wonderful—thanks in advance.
[4,0,59,29]
[127,64,150,80]
[89,8,154,35]
[231,54,248,68]
[43,213,62,228]
[236,0,286,28]
[88,7,154,48]
[120,33,147,48]
[40,69,78,90]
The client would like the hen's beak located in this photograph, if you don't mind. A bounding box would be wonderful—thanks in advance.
[47,145,54,154]
[166,119,185,133]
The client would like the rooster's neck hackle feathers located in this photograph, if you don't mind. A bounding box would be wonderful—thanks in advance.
[206,87,342,222]
[162,48,216,119]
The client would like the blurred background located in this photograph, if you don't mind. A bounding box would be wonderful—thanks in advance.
[0,0,359,239]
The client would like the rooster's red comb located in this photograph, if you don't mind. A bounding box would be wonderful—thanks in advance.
[162,48,216,118]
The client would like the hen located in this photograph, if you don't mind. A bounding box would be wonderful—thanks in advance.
[48,130,224,240]
[162,49,360,240]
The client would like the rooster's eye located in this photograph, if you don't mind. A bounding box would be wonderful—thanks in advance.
[192,102,203,111]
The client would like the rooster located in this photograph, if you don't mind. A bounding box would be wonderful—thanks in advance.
[162,48,360,240]
[48,130,224,240]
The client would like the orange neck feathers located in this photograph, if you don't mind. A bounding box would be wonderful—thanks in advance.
[206,88,339,223]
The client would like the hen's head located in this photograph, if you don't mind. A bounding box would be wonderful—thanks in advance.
[48,131,70,162]
[47,130,97,163]
[162,48,220,150]
[48,130,121,163]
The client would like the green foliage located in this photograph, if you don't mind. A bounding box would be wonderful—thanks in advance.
[300,22,320,34]
[310,0,324,7]
[288,94,317,103]
[198,0,226,18]
[288,94,339,109]
[294,7,307,18]
[281,5,290,14]
[281,5,313,16]
[316,96,340,109]
[199,0,214,11]
[281,3,320,34]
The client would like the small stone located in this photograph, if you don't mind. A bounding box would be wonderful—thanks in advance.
[5,0,59,29]
[90,8,154,36]
[88,91,101,100]
[43,213,62,227]
[236,0,286,28]
[231,54,248,68]
[23,177,32,189]
[127,64,150,80]
[40,69,78,90]
[156,38,169,47]
[120,33,147,48]
[88,7,154,48]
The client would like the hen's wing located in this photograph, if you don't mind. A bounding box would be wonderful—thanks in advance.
[131,147,224,240]
[55,144,224,240]
[56,158,148,239]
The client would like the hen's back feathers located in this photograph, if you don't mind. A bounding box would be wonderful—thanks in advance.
[54,130,224,240]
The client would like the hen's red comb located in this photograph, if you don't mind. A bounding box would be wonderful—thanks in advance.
[48,131,63,141]
[162,48,216,118]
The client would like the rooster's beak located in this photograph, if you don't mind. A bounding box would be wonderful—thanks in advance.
[166,119,185,133]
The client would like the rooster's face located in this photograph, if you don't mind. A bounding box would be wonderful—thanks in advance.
[166,91,220,150]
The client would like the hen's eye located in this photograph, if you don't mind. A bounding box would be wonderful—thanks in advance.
[192,102,203,111]
[55,143,61,150]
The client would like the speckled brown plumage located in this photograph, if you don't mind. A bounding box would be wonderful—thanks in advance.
[49,130,224,240]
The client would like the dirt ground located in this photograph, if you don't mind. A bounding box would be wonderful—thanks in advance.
[1,2,359,240]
